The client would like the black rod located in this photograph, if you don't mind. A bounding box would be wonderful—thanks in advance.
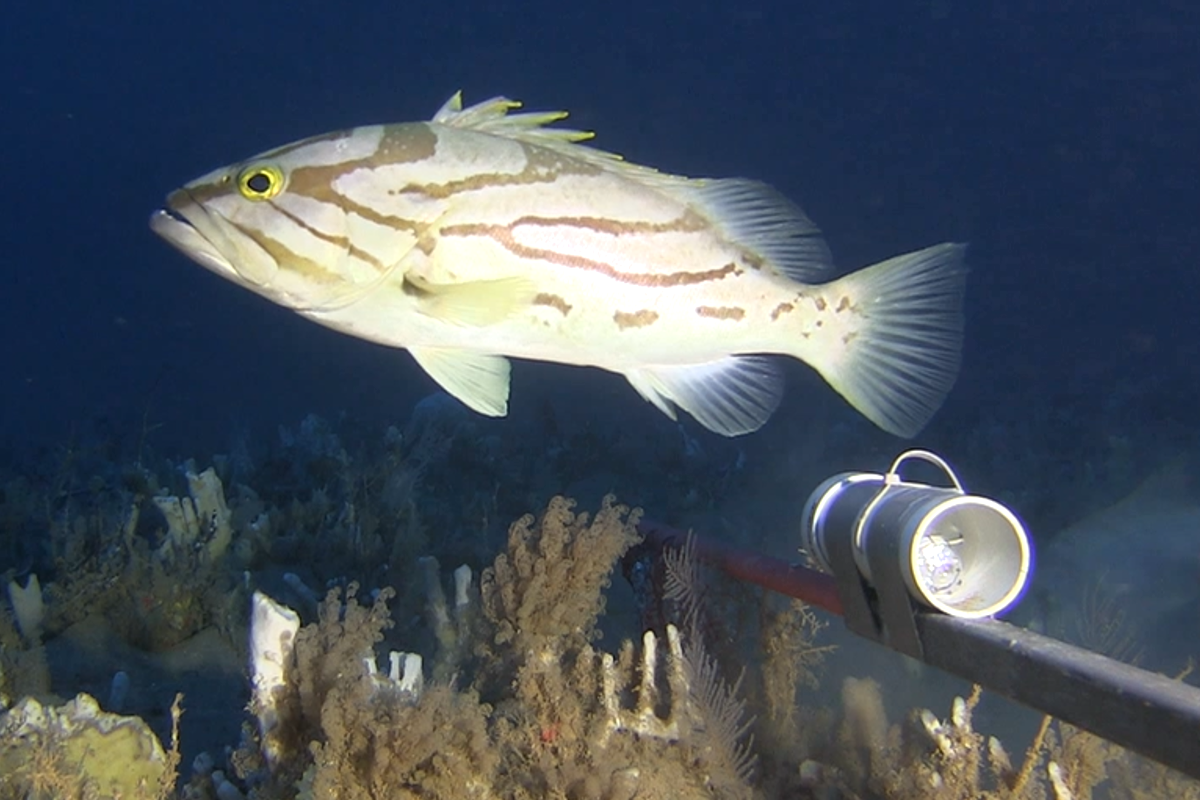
[637,521,1200,781]
[918,613,1200,781]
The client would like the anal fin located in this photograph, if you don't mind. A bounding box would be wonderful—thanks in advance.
[408,347,511,417]
[624,356,783,437]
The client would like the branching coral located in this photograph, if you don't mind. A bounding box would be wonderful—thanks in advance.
[233,496,765,800]
[480,494,639,653]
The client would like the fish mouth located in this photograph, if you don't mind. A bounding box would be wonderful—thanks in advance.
[149,189,239,277]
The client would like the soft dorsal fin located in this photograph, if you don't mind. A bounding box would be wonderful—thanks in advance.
[681,178,833,283]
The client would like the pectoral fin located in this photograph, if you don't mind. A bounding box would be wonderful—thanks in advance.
[407,274,537,327]
[624,356,783,437]
[408,347,512,417]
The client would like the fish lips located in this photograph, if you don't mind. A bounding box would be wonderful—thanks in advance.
[150,190,238,275]
[150,189,276,292]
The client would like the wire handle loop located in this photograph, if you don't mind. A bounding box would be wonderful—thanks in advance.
[883,449,967,493]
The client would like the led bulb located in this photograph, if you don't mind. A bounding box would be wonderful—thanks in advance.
[916,532,963,594]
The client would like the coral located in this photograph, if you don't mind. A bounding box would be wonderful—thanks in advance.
[233,583,494,800]
[6,409,1194,800]
[229,496,762,800]
[465,496,757,798]
[804,674,1200,800]
[480,494,639,655]
[757,597,833,748]
[823,678,1025,798]
[308,682,495,800]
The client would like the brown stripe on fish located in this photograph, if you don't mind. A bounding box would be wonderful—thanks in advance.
[375,124,441,163]
[740,251,767,271]
[225,217,346,286]
[269,202,387,273]
[440,222,742,287]
[180,179,233,206]
[614,309,659,329]
[534,293,573,316]
[696,305,746,321]
[272,124,437,184]
[282,191,427,239]
[506,210,710,237]
[397,142,603,200]
[281,124,438,228]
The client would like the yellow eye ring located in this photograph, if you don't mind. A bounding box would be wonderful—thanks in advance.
[236,164,285,201]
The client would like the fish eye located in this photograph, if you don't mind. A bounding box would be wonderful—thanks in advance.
[236,164,285,201]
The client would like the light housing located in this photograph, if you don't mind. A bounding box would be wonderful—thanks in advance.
[801,450,1032,619]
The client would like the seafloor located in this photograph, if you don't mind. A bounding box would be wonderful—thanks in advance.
[1,382,1197,799]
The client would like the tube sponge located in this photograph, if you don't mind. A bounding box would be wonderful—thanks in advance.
[249,590,300,766]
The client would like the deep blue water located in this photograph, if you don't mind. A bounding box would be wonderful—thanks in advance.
[3,1,1196,457]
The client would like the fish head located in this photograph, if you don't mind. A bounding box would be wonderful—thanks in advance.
[151,124,445,312]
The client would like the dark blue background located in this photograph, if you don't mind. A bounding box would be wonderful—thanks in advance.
[3,1,1197,458]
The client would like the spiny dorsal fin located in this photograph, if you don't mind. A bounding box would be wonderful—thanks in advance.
[430,92,693,190]
[433,91,599,148]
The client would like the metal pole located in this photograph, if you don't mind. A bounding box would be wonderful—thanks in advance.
[636,520,1200,781]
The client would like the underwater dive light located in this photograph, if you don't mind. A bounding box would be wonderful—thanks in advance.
[801,450,1032,619]
[633,454,1200,781]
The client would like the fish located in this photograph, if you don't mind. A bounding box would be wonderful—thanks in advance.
[151,92,966,437]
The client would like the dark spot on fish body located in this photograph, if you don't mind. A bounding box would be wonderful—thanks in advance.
[376,124,440,163]
[740,251,766,271]
[696,305,746,321]
[614,309,659,329]
[416,234,437,256]
[770,301,794,321]
[534,293,573,316]
[836,296,853,313]
[814,296,827,312]
[522,144,591,177]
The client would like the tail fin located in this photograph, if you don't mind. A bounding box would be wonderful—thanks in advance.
[809,243,967,437]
